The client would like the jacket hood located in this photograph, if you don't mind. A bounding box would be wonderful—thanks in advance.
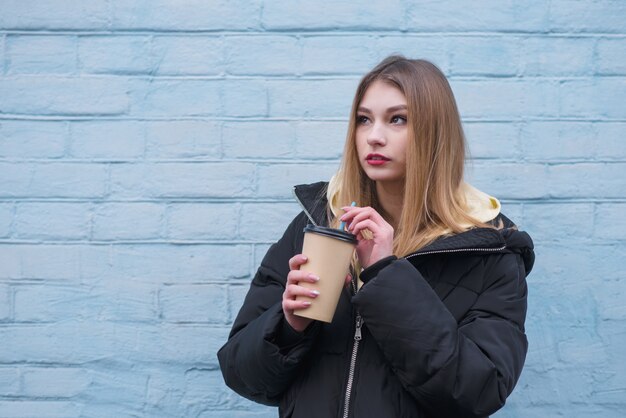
[293,181,535,275]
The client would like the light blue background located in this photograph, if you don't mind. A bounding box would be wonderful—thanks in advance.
[1,1,625,417]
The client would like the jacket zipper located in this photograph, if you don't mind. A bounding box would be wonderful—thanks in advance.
[404,244,506,260]
[341,277,362,418]
[342,312,362,418]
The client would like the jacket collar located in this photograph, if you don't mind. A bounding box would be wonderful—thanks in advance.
[293,181,534,274]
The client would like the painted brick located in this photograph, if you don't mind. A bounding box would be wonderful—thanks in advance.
[152,36,223,76]
[0,203,12,238]
[450,79,559,120]
[257,163,339,198]
[96,244,251,282]
[0,321,228,364]
[594,321,626,405]
[549,0,626,33]
[0,35,4,70]
[110,0,262,31]
[0,284,10,320]
[128,79,221,117]
[405,0,549,32]
[467,162,549,200]
[294,121,347,160]
[0,163,31,197]
[182,369,231,410]
[221,79,268,117]
[6,35,76,74]
[166,203,238,240]
[92,203,163,240]
[79,36,152,75]
[109,162,255,198]
[520,122,595,160]
[449,36,519,76]
[0,120,67,159]
[523,203,594,241]
[595,279,626,321]
[595,203,626,240]
[595,122,626,160]
[144,367,186,414]
[547,163,626,199]
[0,401,80,418]
[138,324,229,364]
[520,36,594,76]
[374,36,450,74]
[523,311,560,372]
[159,284,228,324]
[596,38,626,75]
[225,36,300,76]
[267,79,357,117]
[499,203,523,227]
[89,279,159,322]
[28,163,108,198]
[239,202,301,242]
[557,331,609,365]
[300,36,378,75]
[560,79,626,119]
[0,367,19,395]
[590,240,626,280]
[145,120,221,159]
[0,245,21,279]
[222,122,295,159]
[0,0,109,30]
[21,367,91,397]
[464,122,520,159]
[78,367,148,415]
[262,0,405,30]
[5,244,91,281]
[14,202,91,240]
[69,121,144,160]
[0,76,129,116]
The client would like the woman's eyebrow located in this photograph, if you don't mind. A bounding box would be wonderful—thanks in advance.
[357,105,407,113]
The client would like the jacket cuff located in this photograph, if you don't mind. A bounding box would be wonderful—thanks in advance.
[275,316,319,354]
[359,255,397,284]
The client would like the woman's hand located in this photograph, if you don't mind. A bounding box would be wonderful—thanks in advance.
[282,254,318,332]
[282,254,352,333]
[340,206,394,269]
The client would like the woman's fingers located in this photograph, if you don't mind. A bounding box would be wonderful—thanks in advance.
[286,283,320,299]
[340,206,388,230]
[288,254,308,271]
[350,218,379,238]
[283,298,312,311]
[287,270,319,285]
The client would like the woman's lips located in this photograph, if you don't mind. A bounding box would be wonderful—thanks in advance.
[366,154,390,166]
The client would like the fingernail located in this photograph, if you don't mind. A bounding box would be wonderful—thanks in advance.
[310,290,320,296]
[303,302,312,306]
[308,274,319,281]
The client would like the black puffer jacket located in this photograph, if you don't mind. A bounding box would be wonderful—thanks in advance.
[218,181,535,418]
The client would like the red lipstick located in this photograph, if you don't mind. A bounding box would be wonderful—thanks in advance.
[366,153,390,166]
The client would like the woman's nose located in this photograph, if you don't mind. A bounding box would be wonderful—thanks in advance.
[367,123,386,146]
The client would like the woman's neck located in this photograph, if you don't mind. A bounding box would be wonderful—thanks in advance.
[375,180,404,230]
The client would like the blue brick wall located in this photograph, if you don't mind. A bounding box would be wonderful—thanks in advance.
[0,1,625,417]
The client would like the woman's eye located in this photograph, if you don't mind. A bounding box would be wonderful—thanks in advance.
[391,115,407,124]
[356,115,369,124]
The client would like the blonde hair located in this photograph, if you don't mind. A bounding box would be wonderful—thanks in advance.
[327,56,494,261]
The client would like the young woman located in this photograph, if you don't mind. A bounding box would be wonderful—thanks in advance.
[218,56,534,418]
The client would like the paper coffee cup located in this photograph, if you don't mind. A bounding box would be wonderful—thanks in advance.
[294,225,357,323]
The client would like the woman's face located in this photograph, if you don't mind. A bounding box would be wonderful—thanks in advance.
[355,80,408,188]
